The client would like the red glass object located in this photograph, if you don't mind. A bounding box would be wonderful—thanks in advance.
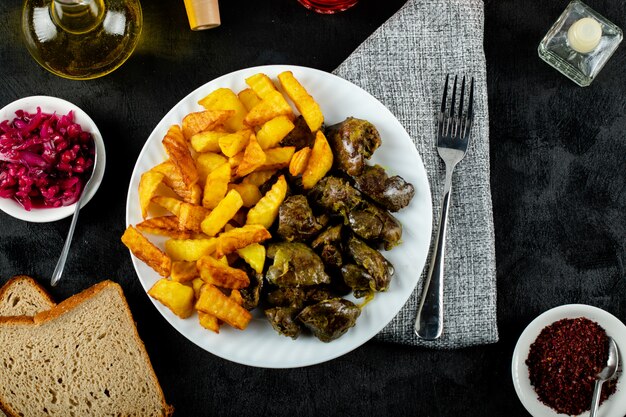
[298,0,358,14]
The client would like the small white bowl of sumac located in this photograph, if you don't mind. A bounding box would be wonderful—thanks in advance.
[512,304,626,417]
[0,96,105,222]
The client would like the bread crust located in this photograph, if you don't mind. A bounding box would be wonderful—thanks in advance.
[0,275,55,316]
[0,280,174,417]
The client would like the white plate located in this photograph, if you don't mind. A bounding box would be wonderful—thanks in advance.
[512,304,626,417]
[0,96,106,223]
[125,65,432,368]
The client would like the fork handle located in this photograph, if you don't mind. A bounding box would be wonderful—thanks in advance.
[415,164,454,340]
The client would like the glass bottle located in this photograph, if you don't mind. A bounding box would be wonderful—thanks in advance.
[538,0,622,87]
[22,0,142,80]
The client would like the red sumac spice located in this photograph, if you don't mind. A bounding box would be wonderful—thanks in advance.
[526,317,617,415]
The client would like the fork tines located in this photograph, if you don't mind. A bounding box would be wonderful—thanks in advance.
[439,74,474,139]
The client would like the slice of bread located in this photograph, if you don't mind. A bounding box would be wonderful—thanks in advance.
[0,275,55,317]
[0,280,173,417]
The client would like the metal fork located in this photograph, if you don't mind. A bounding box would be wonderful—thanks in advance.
[415,74,475,340]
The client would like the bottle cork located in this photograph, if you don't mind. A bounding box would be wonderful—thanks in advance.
[184,0,220,31]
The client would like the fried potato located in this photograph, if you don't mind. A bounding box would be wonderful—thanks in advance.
[198,311,220,333]
[302,130,333,189]
[256,116,295,150]
[202,163,231,209]
[171,260,199,283]
[148,279,195,319]
[138,171,164,218]
[230,289,244,306]
[162,124,198,187]
[190,131,228,153]
[278,71,324,132]
[121,226,171,277]
[178,203,211,233]
[215,224,271,258]
[245,73,277,99]
[236,134,266,177]
[244,91,294,127]
[151,196,183,216]
[246,175,288,228]
[196,256,250,289]
[237,243,266,274]
[152,161,201,204]
[196,152,228,184]
[201,189,243,237]
[228,183,262,208]
[289,146,311,177]
[238,88,262,111]
[182,110,233,140]
[231,209,248,227]
[165,238,217,261]
[198,88,247,132]
[241,169,277,187]
[191,277,205,299]
[228,152,244,169]
[196,284,252,330]
[257,147,295,171]
[218,129,251,158]
[136,216,193,239]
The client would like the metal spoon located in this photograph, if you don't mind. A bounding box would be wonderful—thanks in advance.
[589,336,620,417]
[50,146,98,287]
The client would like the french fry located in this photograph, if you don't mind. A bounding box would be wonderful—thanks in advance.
[230,289,244,306]
[241,169,277,187]
[278,71,324,132]
[191,277,205,299]
[302,130,333,189]
[196,256,250,289]
[190,131,228,153]
[196,284,252,330]
[237,243,266,274]
[151,196,183,216]
[162,124,198,187]
[121,226,171,277]
[196,152,228,185]
[152,161,201,204]
[138,171,164,218]
[238,88,262,111]
[198,311,220,333]
[218,129,251,158]
[215,224,271,258]
[236,134,266,177]
[182,110,233,140]
[165,238,217,261]
[136,216,193,239]
[148,279,195,319]
[256,116,295,150]
[171,260,199,283]
[246,175,288,228]
[289,147,311,177]
[231,209,248,227]
[198,88,247,132]
[228,153,244,170]
[178,203,211,233]
[201,189,243,237]
[202,163,231,209]
[245,73,277,99]
[256,147,295,171]
[228,183,262,208]
[244,91,294,127]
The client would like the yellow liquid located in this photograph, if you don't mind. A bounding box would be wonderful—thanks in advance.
[22,0,142,80]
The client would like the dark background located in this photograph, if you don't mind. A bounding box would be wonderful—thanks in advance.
[1,0,625,415]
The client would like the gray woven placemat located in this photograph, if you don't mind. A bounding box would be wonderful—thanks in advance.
[334,0,497,348]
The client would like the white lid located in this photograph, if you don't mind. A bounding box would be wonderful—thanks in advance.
[567,17,602,53]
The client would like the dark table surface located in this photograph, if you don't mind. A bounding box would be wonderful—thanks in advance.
[1,0,625,415]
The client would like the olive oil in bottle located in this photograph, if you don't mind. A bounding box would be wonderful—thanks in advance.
[22,0,142,80]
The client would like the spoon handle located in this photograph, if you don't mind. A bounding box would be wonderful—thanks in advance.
[50,196,82,287]
[589,379,604,417]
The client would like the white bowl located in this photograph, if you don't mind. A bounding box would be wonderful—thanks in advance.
[512,304,626,417]
[0,96,106,223]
